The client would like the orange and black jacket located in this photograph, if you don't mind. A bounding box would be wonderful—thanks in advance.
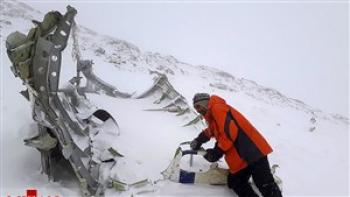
[196,95,273,174]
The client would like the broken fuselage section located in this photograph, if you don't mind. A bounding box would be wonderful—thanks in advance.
[6,6,124,197]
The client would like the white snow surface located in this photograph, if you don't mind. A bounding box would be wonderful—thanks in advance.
[1,1,349,197]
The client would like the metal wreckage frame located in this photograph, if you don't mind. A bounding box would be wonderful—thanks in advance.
[5,6,281,197]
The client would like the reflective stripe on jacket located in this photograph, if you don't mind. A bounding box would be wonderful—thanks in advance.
[202,95,273,174]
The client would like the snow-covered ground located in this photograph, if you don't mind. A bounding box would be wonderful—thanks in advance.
[1,1,349,197]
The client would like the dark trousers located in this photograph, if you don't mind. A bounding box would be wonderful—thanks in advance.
[227,156,282,197]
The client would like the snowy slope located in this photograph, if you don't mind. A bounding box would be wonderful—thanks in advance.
[1,1,349,197]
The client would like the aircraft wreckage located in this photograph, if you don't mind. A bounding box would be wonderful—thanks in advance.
[5,6,282,196]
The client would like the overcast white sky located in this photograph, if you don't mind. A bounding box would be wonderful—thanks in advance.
[29,1,349,117]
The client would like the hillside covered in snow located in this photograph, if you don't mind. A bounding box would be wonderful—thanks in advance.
[1,1,348,196]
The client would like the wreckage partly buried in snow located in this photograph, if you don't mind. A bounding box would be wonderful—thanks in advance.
[6,6,121,196]
[4,6,207,197]
[5,6,282,196]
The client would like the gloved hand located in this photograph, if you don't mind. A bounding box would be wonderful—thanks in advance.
[190,132,210,150]
[204,146,224,162]
[190,139,202,151]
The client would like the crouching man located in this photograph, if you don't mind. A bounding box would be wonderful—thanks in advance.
[190,93,282,197]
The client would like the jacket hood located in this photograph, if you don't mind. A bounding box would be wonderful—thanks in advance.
[208,95,227,109]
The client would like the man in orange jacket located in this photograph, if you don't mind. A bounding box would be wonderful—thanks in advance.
[190,93,282,197]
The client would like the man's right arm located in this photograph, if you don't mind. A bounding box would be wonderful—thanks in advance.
[190,130,211,150]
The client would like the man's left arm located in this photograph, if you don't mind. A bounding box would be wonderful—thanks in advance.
[203,142,224,162]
